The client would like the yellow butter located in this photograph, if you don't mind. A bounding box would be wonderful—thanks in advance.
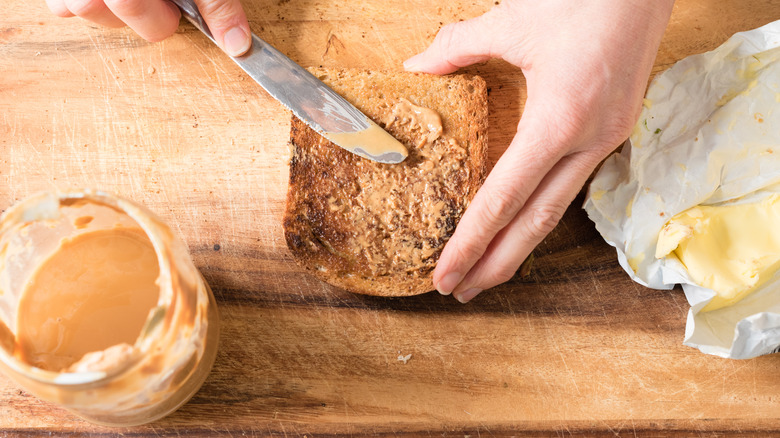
[656,193,780,312]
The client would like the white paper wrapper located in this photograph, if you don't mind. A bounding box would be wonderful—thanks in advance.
[584,20,780,359]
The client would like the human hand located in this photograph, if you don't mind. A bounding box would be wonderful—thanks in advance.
[405,0,674,303]
[44,0,251,56]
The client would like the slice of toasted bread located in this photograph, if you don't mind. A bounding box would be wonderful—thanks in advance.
[284,68,488,296]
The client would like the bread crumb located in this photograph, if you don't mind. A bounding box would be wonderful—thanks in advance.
[147,66,156,74]
[397,353,412,364]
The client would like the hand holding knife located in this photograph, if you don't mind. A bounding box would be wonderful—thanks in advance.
[170,0,408,164]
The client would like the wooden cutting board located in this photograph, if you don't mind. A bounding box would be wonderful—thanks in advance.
[2,0,780,435]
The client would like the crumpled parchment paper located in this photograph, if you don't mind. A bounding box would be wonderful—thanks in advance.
[584,20,780,359]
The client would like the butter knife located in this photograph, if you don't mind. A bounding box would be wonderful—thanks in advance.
[171,0,408,164]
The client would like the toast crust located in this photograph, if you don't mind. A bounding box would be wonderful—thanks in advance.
[284,68,488,296]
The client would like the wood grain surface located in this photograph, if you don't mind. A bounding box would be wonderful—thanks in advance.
[2,0,780,436]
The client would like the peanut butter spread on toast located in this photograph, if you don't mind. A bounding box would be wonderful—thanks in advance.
[284,68,487,296]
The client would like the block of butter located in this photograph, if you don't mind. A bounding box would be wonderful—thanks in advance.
[584,20,780,359]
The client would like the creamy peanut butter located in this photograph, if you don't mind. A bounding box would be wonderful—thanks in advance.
[15,227,159,372]
[323,120,409,163]
[383,98,443,146]
[312,98,467,276]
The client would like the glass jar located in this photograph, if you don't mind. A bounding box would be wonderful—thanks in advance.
[0,190,219,426]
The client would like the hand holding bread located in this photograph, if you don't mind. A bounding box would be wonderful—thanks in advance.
[404,0,675,302]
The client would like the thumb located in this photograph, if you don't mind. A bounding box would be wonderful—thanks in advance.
[403,7,510,75]
[194,0,251,57]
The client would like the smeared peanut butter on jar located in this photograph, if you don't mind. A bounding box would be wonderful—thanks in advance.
[0,191,219,427]
[15,227,159,372]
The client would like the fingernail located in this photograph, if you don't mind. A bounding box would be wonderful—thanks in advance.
[223,26,251,57]
[436,272,461,295]
[455,288,482,304]
[403,54,423,71]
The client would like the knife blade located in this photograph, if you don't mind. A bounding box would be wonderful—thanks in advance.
[171,0,408,164]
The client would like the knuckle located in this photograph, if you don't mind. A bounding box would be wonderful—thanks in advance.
[548,105,592,150]
[480,185,525,229]
[105,0,144,18]
[527,204,564,239]
[434,23,460,65]
[47,0,74,17]
[488,263,517,285]
[595,115,636,147]
[448,236,485,265]
[517,113,580,164]
[64,0,101,16]
[466,259,518,291]
[436,22,457,39]
[144,28,174,43]
[434,19,489,68]
[537,78,646,154]
[196,0,240,26]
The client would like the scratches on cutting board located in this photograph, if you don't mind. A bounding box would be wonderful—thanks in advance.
[183,32,232,101]
[64,49,90,76]
[367,22,395,66]
[322,30,345,60]
[89,32,125,92]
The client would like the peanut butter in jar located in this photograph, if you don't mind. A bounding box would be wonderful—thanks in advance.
[0,190,219,426]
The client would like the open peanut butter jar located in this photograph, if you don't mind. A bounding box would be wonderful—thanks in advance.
[0,190,219,426]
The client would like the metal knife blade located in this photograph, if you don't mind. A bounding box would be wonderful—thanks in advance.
[171,0,408,164]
